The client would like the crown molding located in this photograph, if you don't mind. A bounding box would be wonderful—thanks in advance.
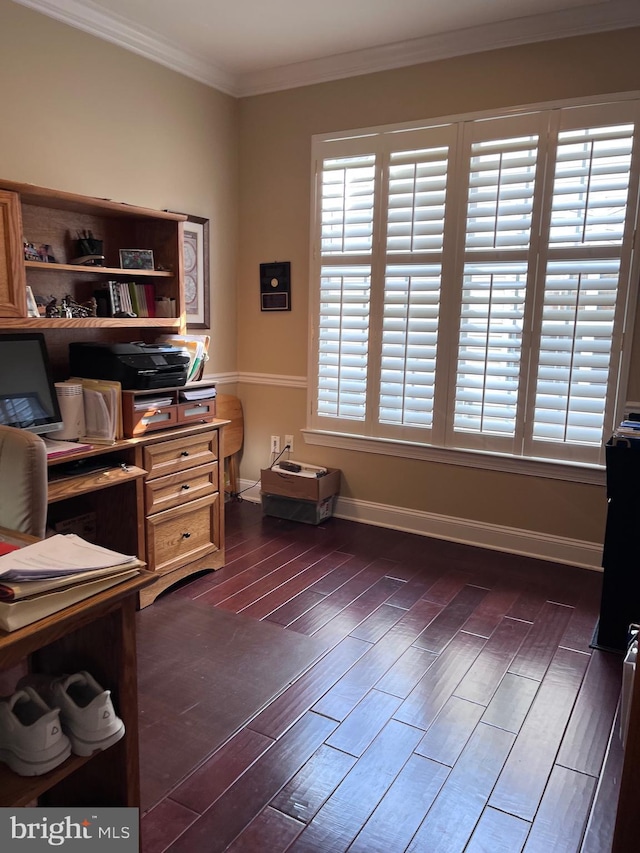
[12,0,238,94]
[13,0,640,98]
[237,0,640,96]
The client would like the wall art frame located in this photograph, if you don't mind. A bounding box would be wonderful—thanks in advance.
[182,215,210,328]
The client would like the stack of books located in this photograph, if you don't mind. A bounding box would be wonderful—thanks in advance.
[612,417,640,445]
[94,281,157,318]
[0,535,142,632]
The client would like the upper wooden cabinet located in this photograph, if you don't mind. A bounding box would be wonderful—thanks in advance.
[0,179,186,330]
[0,190,27,317]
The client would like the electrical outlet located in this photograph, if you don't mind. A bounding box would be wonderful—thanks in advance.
[284,434,294,455]
[271,435,280,455]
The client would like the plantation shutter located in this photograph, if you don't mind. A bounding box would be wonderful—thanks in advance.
[447,113,547,454]
[316,152,376,422]
[310,100,640,465]
[526,103,640,462]
[378,127,456,438]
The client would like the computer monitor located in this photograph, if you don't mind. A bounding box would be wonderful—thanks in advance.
[0,332,64,435]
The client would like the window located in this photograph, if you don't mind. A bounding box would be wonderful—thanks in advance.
[309,98,640,467]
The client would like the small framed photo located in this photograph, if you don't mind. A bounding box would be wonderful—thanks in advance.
[119,248,154,270]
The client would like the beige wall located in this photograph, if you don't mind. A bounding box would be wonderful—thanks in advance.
[3,0,639,551]
[0,0,239,376]
[237,28,640,546]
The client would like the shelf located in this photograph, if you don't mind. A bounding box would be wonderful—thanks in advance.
[0,317,182,329]
[0,572,154,667]
[25,261,174,277]
[0,177,187,332]
[0,178,187,222]
[0,751,93,808]
[48,464,147,503]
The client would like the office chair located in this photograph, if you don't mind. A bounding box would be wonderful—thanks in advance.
[0,425,48,538]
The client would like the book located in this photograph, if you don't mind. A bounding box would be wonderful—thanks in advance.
[0,567,140,632]
[145,283,156,317]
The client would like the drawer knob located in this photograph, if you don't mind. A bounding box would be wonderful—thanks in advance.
[181,451,190,457]
[181,484,190,490]
[182,532,191,539]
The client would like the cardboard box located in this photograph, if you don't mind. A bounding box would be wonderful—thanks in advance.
[260,467,341,525]
[261,493,337,525]
[260,467,341,503]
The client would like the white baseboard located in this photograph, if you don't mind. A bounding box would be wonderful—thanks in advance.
[237,479,602,571]
[334,496,602,570]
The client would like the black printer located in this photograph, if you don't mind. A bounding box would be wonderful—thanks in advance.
[69,342,190,389]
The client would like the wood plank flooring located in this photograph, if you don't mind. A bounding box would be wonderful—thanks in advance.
[138,500,623,853]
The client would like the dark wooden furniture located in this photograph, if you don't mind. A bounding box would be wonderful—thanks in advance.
[594,440,640,652]
[612,640,640,851]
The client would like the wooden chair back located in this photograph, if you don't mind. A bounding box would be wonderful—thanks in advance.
[216,394,244,496]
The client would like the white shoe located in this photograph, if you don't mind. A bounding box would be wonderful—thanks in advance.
[0,686,71,776]
[19,671,125,757]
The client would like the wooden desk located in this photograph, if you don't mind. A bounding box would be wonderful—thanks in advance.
[44,418,228,607]
[0,541,155,808]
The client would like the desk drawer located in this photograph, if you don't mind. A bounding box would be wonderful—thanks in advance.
[143,431,219,480]
[146,493,219,575]
[178,400,216,425]
[145,462,218,514]
[124,404,179,437]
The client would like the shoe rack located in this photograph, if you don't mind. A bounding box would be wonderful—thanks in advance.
[0,562,154,807]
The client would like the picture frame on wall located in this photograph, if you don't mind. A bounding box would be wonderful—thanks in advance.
[183,215,210,329]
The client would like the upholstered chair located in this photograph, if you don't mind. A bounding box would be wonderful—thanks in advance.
[0,425,48,538]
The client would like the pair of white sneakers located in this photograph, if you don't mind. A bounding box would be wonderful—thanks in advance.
[0,671,125,776]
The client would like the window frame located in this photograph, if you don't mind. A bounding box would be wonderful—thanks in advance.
[307,92,640,474]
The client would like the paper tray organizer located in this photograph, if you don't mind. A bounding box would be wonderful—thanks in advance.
[121,382,217,437]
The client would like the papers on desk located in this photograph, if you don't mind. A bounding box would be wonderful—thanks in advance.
[69,377,123,444]
[42,437,94,459]
[157,334,210,382]
[0,563,141,601]
[0,568,141,632]
[133,395,173,411]
[0,534,143,632]
[180,386,216,402]
[0,534,138,581]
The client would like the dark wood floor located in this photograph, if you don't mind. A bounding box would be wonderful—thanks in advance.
[138,499,623,853]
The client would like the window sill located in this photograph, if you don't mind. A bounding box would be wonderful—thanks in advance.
[302,429,605,486]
